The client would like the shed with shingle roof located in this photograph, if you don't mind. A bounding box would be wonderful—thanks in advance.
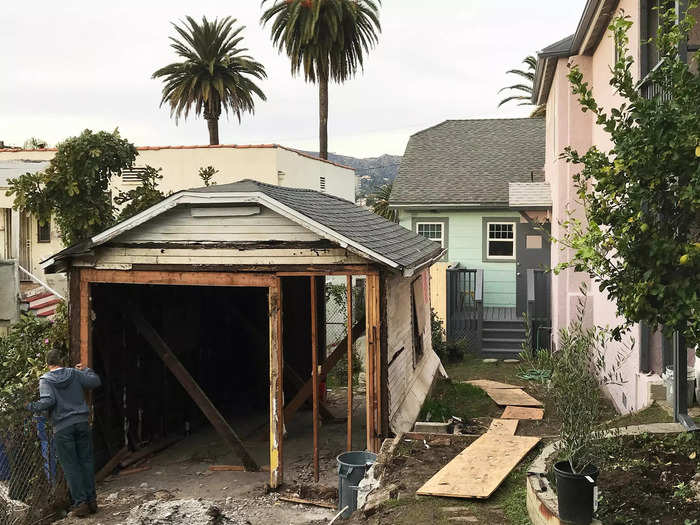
[42,178,444,491]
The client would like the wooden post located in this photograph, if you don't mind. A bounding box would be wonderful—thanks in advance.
[68,270,82,365]
[346,275,353,451]
[125,304,259,471]
[79,278,91,367]
[365,273,381,453]
[365,275,374,451]
[310,277,320,482]
[269,279,284,488]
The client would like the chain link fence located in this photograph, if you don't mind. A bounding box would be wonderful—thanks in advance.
[0,415,67,525]
[324,276,366,389]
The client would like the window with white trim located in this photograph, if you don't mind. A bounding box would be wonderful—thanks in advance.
[416,222,444,247]
[486,222,515,259]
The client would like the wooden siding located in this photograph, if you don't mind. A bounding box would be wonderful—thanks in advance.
[385,270,443,432]
[118,206,322,243]
[85,246,366,268]
[75,203,370,268]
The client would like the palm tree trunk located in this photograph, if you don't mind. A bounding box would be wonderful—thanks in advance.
[319,72,329,160]
[207,117,220,145]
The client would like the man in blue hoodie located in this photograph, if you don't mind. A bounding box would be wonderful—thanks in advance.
[27,349,101,518]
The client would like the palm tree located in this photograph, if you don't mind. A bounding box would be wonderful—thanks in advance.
[498,55,545,118]
[152,16,267,145]
[368,183,396,222]
[261,0,381,159]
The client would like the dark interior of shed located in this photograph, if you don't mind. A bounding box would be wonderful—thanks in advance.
[87,276,348,475]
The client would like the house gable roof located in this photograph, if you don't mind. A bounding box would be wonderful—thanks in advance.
[533,0,621,105]
[389,119,545,207]
[42,180,443,275]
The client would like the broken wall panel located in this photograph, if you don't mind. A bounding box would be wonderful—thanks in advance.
[385,270,442,433]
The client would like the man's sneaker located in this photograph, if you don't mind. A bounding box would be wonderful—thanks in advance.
[70,502,91,518]
[88,500,98,514]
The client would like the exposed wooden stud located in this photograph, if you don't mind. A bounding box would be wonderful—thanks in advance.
[68,270,81,365]
[124,304,259,471]
[269,278,284,488]
[310,276,320,483]
[346,275,353,451]
[79,277,90,367]
[365,275,374,451]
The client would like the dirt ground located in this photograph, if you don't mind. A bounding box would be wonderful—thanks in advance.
[596,432,700,524]
[53,388,367,525]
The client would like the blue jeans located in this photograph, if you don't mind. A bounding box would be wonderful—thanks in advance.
[54,422,96,505]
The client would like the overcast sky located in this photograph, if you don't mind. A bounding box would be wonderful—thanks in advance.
[0,1,584,158]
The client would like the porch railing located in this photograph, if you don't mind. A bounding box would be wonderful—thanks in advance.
[17,265,65,301]
[446,268,483,352]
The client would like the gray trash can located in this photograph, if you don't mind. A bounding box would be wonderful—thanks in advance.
[337,451,377,519]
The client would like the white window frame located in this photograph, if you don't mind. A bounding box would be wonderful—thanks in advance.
[416,222,444,248]
[486,221,516,260]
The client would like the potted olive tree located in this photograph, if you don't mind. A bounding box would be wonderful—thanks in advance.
[549,294,627,524]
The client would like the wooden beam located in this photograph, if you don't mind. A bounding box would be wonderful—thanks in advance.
[365,275,374,452]
[365,273,382,453]
[79,276,90,367]
[269,279,284,488]
[68,270,81,365]
[282,318,365,423]
[124,304,259,472]
[80,268,276,288]
[95,446,130,483]
[285,366,336,421]
[310,276,320,483]
[346,275,353,451]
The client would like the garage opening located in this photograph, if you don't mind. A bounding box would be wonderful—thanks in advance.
[91,283,271,470]
[86,274,369,490]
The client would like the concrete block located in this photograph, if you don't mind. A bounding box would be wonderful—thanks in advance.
[413,421,449,433]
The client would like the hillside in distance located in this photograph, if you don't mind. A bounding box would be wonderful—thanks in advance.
[303,151,402,201]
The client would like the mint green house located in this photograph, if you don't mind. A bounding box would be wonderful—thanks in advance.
[390,119,551,355]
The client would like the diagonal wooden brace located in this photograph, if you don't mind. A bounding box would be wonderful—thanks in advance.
[125,304,259,472]
[283,318,365,424]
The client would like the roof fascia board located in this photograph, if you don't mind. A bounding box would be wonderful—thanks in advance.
[390,202,508,209]
[576,0,608,54]
[91,190,400,270]
[572,0,602,53]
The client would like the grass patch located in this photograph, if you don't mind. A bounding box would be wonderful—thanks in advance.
[609,402,673,427]
[444,352,527,386]
[418,379,496,423]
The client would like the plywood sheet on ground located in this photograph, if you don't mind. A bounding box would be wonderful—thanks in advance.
[501,406,544,420]
[483,388,543,407]
[465,379,520,390]
[488,418,518,435]
[416,433,540,499]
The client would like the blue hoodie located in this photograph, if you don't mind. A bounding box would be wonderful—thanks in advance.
[28,368,101,433]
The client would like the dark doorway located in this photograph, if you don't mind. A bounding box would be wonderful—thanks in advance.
[515,221,551,317]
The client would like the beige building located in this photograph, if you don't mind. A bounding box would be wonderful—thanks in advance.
[0,144,356,273]
[0,144,356,323]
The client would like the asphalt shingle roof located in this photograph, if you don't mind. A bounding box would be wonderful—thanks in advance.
[508,182,552,208]
[46,180,442,272]
[189,180,442,269]
[390,119,545,206]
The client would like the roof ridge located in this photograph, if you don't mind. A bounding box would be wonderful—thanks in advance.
[409,117,543,139]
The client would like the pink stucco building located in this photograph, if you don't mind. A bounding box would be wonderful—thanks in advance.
[533,0,699,413]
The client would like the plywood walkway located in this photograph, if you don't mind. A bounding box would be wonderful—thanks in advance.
[501,406,544,420]
[488,418,518,435]
[416,433,540,499]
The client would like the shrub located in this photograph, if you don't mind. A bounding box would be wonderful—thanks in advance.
[550,292,628,473]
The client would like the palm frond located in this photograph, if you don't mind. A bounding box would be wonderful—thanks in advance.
[152,16,267,124]
[261,0,381,84]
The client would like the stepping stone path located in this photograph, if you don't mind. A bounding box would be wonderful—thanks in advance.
[503,358,519,363]
[482,358,499,363]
